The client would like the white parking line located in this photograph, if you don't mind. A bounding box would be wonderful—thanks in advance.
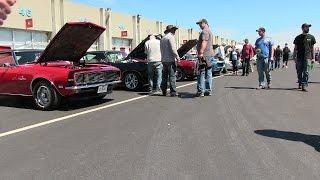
[0,74,228,139]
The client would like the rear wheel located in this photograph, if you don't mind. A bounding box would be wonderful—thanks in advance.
[176,68,186,81]
[124,72,141,91]
[33,81,61,110]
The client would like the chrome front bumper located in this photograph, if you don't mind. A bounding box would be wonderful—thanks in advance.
[65,81,122,90]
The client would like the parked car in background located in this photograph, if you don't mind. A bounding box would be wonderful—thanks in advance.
[84,39,199,90]
[0,22,121,110]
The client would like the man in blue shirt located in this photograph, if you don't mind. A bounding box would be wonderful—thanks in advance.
[255,27,275,89]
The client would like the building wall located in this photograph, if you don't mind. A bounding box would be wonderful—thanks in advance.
[4,0,52,32]
[0,0,235,51]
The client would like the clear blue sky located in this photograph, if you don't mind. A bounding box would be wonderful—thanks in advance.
[72,0,320,47]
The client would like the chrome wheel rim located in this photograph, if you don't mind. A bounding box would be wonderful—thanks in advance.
[125,73,139,90]
[36,86,51,107]
[176,69,182,81]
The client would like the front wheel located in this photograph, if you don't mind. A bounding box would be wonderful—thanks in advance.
[124,72,141,91]
[33,81,61,110]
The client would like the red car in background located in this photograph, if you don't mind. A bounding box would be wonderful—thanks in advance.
[0,22,121,110]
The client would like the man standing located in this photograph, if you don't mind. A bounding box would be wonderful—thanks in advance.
[293,23,317,92]
[145,34,162,94]
[196,19,215,97]
[0,0,16,25]
[282,43,291,68]
[255,27,275,89]
[274,45,283,69]
[241,39,254,76]
[160,25,180,97]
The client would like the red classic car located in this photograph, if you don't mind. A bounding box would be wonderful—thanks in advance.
[0,22,121,110]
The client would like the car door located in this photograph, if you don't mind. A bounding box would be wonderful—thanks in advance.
[0,52,20,94]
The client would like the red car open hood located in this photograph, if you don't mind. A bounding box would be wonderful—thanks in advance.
[37,22,105,63]
[125,37,198,60]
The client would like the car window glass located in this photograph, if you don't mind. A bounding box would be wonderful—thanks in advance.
[0,52,15,66]
[84,53,105,63]
[15,51,41,65]
[106,52,124,63]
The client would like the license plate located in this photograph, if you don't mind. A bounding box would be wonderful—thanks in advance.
[97,85,108,94]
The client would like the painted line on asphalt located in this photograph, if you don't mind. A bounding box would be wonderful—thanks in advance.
[0,74,229,139]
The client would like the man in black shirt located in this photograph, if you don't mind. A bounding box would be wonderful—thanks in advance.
[282,43,291,68]
[293,23,316,92]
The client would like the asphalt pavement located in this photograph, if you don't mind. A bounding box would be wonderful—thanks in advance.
[1,62,320,179]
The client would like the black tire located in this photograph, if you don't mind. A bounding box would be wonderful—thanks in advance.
[32,80,61,110]
[176,68,186,81]
[123,72,141,91]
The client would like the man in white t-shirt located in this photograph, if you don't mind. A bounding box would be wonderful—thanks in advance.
[145,34,162,93]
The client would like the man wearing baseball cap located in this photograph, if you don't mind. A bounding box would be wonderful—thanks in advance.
[196,18,215,97]
[293,23,316,92]
[255,27,275,89]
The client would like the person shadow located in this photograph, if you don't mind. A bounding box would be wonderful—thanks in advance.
[255,129,320,152]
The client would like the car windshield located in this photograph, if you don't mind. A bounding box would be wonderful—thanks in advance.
[85,51,128,63]
[15,51,42,65]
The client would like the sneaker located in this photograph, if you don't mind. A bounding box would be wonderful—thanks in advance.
[267,83,271,89]
[286,66,288,69]
[298,85,302,89]
[257,85,263,90]
[302,86,308,92]
[170,92,179,97]
[200,93,205,97]
[204,91,212,96]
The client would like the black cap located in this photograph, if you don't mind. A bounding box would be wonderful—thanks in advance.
[256,27,266,32]
[301,23,312,28]
[196,19,208,25]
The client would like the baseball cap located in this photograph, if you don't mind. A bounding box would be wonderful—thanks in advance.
[196,19,208,25]
[256,27,266,32]
[301,23,312,28]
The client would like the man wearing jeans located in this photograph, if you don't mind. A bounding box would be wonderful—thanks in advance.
[145,34,162,94]
[241,39,254,76]
[293,23,316,92]
[196,19,215,97]
[160,25,180,97]
[255,27,275,89]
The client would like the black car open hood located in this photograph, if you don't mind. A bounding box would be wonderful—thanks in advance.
[125,37,198,60]
[37,22,105,63]
[125,37,149,60]
[178,39,198,58]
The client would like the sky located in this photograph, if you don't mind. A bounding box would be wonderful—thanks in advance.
[72,0,320,48]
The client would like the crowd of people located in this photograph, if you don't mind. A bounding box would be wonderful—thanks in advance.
[144,19,317,97]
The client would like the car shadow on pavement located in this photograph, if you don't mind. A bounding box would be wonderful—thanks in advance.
[255,129,320,152]
[0,96,113,111]
[58,99,114,111]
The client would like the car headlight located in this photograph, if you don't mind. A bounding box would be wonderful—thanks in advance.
[75,73,85,85]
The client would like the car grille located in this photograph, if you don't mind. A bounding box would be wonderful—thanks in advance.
[75,71,120,85]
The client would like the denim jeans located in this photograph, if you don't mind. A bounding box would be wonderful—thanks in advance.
[242,58,250,75]
[257,57,271,86]
[161,61,177,94]
[275,58,281,69]
[296,59,309,87]
[147,61,163,91]
[197,57,214,93]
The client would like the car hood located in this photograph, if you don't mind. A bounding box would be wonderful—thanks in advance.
[37,22,105,63]
[178,39,198,58]
[125,37,198,60]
